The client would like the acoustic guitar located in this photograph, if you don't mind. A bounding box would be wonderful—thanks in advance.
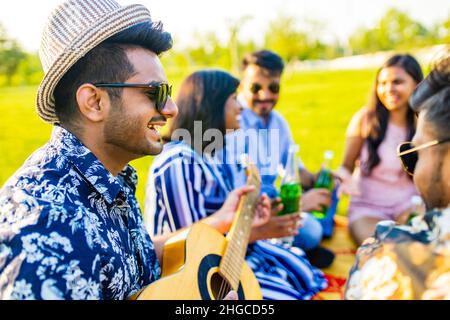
[133,161,262,300]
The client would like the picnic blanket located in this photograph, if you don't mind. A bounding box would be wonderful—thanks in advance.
[313,215,357,300]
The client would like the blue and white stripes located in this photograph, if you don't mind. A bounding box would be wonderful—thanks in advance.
[144,141,327,300]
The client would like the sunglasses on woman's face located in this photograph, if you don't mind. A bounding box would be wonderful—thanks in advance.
[397,138,450,176]
[94,82,172,112]
[250,82,280,95]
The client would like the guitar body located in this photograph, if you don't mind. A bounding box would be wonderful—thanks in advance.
[136,223,262,300]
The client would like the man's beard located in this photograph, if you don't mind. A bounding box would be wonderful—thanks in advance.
[103,102,163,157]
[423,156,447,210]
[252,99,275,116]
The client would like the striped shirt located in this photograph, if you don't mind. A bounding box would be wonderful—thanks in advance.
[216,96,305,198]
[144,141,327,300]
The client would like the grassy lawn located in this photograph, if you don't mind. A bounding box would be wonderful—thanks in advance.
[0,68,376,214]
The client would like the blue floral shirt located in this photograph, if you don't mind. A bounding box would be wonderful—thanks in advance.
[0,126,160,300]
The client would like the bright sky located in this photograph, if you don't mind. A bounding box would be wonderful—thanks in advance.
[0,0,449,52]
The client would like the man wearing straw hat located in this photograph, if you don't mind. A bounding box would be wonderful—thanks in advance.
[0,0,254,300]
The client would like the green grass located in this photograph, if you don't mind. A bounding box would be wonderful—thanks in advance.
[0,68,376,214]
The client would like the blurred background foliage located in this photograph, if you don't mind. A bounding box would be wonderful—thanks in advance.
[0,8,448,86]
[0,7,448,209]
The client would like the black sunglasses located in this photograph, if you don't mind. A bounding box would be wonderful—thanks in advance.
[250,82,280,95]
[397,138,450,176]
[94,82,172,112]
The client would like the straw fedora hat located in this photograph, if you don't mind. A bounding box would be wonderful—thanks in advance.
[37,0,152,124]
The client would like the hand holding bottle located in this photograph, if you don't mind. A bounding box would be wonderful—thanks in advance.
[300,188,332,213]
[249,210,303,242]
[311,150,335,219]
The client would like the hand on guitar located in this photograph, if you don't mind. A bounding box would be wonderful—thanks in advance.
[212,185,271,234]
[142,170,265,300]
[249,197,304,242]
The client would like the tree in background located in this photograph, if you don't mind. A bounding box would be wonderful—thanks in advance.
[349,8,442,55]
[14,53,43,85]
[263,15,311,63]
[0,8,448,87]
[263,13,346,63]
[227,15,252,74]
[440,14,450,44]
[163,18,257,75]
[0,23,26,85]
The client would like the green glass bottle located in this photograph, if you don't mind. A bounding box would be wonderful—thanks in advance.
[279,183,302,215]
[279,144,302,216]
[312,150,334,219]
[277,144,301,247]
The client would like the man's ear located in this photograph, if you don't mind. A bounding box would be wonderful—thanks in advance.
[76,84,110,122]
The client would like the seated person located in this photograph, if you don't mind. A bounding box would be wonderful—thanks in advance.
[336,54,424,246]
[144,70,328,300]
[219,50,335,267]
[0,0,249,300]
[345,54,450,300]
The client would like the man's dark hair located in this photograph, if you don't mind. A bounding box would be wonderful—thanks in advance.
[241,50,284,75]
[410,54,450,140]
[53,21,172,128]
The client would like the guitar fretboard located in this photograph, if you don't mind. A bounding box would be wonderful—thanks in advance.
[219,165,260,290]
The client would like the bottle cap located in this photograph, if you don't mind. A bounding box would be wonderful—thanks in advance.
[324,150,334,160]
[277,164,286,178]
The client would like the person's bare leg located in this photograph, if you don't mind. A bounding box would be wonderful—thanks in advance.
[349,216,383,246]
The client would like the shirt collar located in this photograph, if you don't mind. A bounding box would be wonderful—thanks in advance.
[424,207,450,239]
[50,125,136,204]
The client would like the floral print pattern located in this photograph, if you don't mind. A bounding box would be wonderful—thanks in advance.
[345,208,450,300]
[0,126,160,300]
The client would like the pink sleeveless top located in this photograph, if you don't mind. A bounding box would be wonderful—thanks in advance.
[348,122,419,223]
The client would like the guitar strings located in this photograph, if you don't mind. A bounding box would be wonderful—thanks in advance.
[218,279,225,300]
[217,272,233,300]
[218,278,229,300]
[216,168,259,300]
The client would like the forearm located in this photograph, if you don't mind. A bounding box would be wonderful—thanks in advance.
[249,227,262,243]
[201,212,232,235]
[248,227,272,243]
[340,136,364,176]
[336,165,354,180]
[152,233,172,265]
[152,212,232,263]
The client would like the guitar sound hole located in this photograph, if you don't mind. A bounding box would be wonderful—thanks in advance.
[210,272,232,300]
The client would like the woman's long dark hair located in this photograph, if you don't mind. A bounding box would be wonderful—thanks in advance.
[364,54,423,175]
[166,69,240,154]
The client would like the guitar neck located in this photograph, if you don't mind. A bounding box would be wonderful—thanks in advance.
[219,166,260,290]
